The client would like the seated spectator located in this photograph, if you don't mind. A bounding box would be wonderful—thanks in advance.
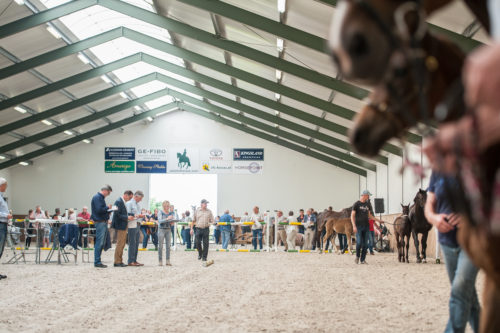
[30,206,46,247]
[219,210,234,250]
[241,212,251,234]
[276,210,288,251]
[66,208,77,224]
[48,208,61,248]
[77,206,91,248]
[286,211,297,250]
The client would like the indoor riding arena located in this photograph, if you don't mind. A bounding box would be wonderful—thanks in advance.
[0,1,497,332]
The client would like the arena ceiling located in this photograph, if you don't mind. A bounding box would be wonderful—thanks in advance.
[0,0,489,176]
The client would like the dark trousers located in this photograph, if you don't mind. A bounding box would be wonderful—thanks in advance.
[214,228,221,244]
[355,225,369,262]
[0,222,7,260]
[141,226,158,248]
[338,234,347,252]
[298,225,305,234]
[77,227,88,248]
[181,228,192,249]
[196,227,209,261]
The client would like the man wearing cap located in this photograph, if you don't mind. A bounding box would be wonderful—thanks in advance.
[0,178,12,280]
[91,185,113,268]
[351,190,383,264]
[191,199,215,266]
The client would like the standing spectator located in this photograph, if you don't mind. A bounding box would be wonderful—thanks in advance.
[158,201,175,266]
[275,210,288,251]
[303,209,316,250]
[214,216,221,245]
[0,178,12,280]
[286,211,297,250]
[170,205,178,247]
[25,209,35,248]
[150,208,159,250]
[111,190,133,268]
[219,210,234,250]
[182,211,193,249]
[351,190,382,264]
[180,211,187,245]
[338,233,348,254]
[425,172,480,332]
[367,218,379,255]
[297,209,305,234]
[126,191,145,267]
[191,199,215,266]
[91,185,112,268]
[241,212,251,234]
[30,206,47,248]
[250,206,264,250]
[140,208,152,249]
[77,206,91,248]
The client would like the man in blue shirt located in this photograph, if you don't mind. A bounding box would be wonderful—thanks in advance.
[0,178,12,280]
[425,172,480,332]
[91,185,112,268]
[219,210,234,250]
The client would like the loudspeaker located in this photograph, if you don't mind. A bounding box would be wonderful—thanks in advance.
[374,198,385,214]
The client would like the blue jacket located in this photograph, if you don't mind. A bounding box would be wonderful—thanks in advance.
[91,192,109,222]
[58,224,79,249]
[111,197,128,231]
[219,213,233,232]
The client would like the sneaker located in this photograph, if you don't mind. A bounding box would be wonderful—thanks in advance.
[158,261,163,266]
[370,252,375,255]
[198,256,202,260]
[360,261,368,264]
[354,257,359,264]
[94,263,107,268]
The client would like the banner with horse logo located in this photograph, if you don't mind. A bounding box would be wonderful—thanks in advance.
[167,147,200,173]
[200,147,233,173]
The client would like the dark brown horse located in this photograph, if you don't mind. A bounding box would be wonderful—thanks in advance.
[394,203,411,263]
[409,189,432,263]
[329,1,500,330]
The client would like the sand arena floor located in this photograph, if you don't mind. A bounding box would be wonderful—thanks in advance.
[0,248,484,332]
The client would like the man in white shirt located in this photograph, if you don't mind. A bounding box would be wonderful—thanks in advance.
[0,178,12,280]
[276,210,288,251]
[286,211,297,251]
[250,206,264,250]
[126,191,145,266]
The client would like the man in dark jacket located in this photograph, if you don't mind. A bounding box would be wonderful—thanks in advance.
[111,190,133,267]
[91,185,112,268]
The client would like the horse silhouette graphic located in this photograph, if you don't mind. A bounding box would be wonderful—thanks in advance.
[177,149,191,169]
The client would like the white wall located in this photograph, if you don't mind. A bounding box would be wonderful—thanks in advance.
[6,111,361,216]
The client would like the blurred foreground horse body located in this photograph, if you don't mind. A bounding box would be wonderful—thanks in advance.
[329,1,500,331]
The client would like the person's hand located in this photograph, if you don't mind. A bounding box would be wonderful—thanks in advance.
[190,229,194,236]
[446,213,463,228]
[464,43,500,110]
[432,214,454,233]
[7,214,12,219]
[352,225,357,234]
[128,216,134,221]
[108,204,112,209]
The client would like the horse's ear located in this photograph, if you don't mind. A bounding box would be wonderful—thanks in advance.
[400,203,404,208]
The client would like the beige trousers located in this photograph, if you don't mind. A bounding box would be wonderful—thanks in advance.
[277,229,288,250]
[114,229,127,264]
[286,229,297,250]
[304,228,315,250]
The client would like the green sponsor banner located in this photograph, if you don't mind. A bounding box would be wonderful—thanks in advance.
[105,160,135,173]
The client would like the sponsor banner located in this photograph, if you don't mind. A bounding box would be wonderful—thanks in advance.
[136,161,167,174]
[136,148,167,161]
[233,148,264,161]
[167,147,200,173]
[200,147,233,174]
[105,147,135,160]
[233,161,264,174]
[105,160,135,173]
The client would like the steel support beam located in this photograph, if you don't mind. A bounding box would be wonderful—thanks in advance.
[0,102,178,170]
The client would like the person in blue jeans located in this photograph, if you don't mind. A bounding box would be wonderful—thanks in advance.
[181,211,193,249]
[250,206,264,250]
[219,210,234,250]
[90,185,112,268]
[425,172,480,333]
[0,177,13,279]
[351,190,383,264]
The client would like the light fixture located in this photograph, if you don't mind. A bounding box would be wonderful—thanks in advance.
[146,116,153,122]
[0,155,5,160]
[277,0,286,13]
[277,38,284,52]
[274,124,279,128]
[19,161,29,166]
[119,92,128,99]
[41,119,52,126]
[275,93,281,100]
[349,151,355,156]
[101,75,112,84]
[82,139,92,144]
[77,52,90,64]
[14,105,27,114]
[46,25,62,39]
[275,70,282,80]
[64,130,74,135]
[134,105,142,111]
[275,111,280,116]
[14,0,24,5]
